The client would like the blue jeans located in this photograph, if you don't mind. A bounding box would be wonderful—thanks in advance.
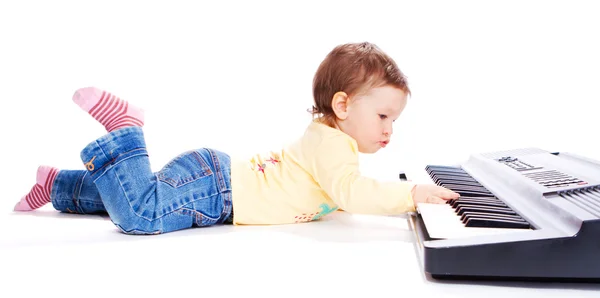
[50,126,233,235]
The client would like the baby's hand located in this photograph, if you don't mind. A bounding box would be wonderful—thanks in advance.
[411,184,459,206]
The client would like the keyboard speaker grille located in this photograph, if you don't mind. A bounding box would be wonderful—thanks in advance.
[559,187,600,218]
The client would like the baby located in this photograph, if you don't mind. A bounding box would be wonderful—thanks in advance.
[15,42,458,235]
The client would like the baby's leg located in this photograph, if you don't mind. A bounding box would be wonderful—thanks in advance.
[51,170,107,214]
[80,127,231,235]
[15,167,107,214]
[72,87,144,132]
[14,166,59,211]
[15,86,143,211]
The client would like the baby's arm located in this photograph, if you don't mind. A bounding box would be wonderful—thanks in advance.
[311,135,416,215]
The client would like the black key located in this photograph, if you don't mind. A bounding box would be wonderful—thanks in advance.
[448,196,504,203]
[428,171,472,178]
[441,184,491,193]
[451,198,507,208]
[460,211,526,223]
[452,196,503,202]
[444,188,490,195]
[432,175,478,184]
[456,196,498,200]
[429,169,469,175]
[438,182,481,189]
[426,165,464,172]
[439,180,485,187]
[447,196,502,206]
[430,173,469,179]
[455,205,517,216]
[434,179,485,188]
[454,190,495,197]
[464,217,531,229]
[425,167,469,175]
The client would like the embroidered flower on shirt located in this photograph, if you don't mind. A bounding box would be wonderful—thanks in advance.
[257,163,266,173]
[254,154,280,173]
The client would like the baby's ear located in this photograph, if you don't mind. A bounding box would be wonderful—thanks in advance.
[331,91,349,120]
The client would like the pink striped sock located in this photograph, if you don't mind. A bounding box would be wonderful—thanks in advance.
[14,166,59,211]
[72,87,145,132]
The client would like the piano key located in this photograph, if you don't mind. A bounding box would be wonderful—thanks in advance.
[453,202,514,211]
[455,204,518,216]
[434,176,478,182]
[434,178,483,187]
[453,201,515,214]
[449,191,496,198]
[464,217,531,229]
[454,190,495,197]
[451,196,504,203]
[428,168,468,174]
[439,180,486,187]
[427,170,470,177]
[450,195,502,202]
[431,175,479,184]
[449,195,498,202]
[441,184,492,193]
[460,211,527,223]
[462,216,529,228]
[428,171,472,178]
[425,165,464,171]
[416,203,532,239]
[450,198,508,208]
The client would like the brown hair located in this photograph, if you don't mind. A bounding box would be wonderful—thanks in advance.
[310,42,410,127]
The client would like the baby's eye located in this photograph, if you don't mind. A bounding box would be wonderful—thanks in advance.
[379,114,387,120]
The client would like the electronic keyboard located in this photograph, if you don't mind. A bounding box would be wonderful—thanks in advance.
[405,148,600,282]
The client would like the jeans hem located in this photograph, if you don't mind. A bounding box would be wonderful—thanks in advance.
[80,127,147,180]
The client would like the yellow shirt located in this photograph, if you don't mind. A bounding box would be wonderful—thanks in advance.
[230,120,416,225]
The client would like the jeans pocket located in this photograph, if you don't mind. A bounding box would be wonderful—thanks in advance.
[194,209,220,226]
[177,207,219,227]
[157,150,213,188]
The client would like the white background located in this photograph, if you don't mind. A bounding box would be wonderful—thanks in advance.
[1,0,600,297]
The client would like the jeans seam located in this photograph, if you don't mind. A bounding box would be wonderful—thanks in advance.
[192,150,213,177]
[208,149,225,191]
[78,171,90,213]
[175,205,219,226]
[111,159,160,223]
[72,171,83,213]
[207,149,231,223]
[195,210,203,224]
[114,177,209,223]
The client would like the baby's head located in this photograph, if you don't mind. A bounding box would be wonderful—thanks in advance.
[311,42,410,154]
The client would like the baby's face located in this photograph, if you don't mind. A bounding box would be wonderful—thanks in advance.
[339,85,407,154]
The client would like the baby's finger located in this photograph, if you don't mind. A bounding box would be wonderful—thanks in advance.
[435,188,459,199]
[448,190,460,198]
[427,196,447,204]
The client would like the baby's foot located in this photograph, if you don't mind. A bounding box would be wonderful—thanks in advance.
[72,87,145,132]
[14,166,59,211]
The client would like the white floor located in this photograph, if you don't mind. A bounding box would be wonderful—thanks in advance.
[3,1,600,297]
[3,206,600,297]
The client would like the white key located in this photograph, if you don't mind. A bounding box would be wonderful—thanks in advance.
[417,203,532,239]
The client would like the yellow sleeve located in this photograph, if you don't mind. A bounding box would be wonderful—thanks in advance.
[311,134,416,215]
